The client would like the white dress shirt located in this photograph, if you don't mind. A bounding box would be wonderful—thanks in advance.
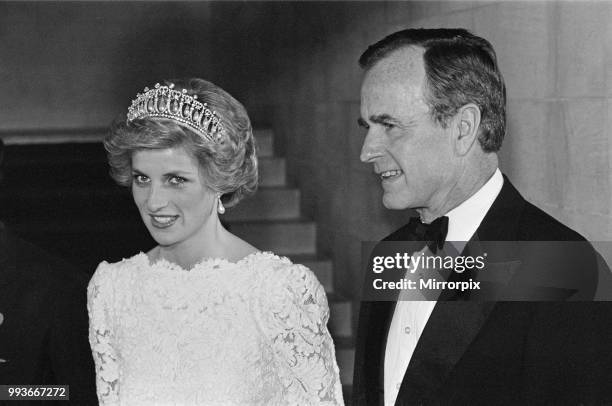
[384,169,503,406]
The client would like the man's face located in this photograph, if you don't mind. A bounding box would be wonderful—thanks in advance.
[359,46,457,212]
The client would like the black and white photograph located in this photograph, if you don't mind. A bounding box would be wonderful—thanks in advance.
[1,1,611,405]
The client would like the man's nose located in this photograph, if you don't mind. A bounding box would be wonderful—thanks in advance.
[146,185,169,212]
[360,131,383,163]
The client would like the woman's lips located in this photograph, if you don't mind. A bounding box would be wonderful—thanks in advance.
[149,215,179,228]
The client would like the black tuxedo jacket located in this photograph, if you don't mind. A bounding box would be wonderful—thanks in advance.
[0,222,97,405]
[353,177,612,405]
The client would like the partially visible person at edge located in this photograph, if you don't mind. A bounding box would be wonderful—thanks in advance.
[0,138,97,405]
[87,78,344,405]
[352,28,612,405]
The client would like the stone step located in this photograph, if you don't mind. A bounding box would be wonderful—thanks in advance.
[224,188,300,222]
[342,385,353,405]
[253,129,273,158]
[230,221,316,256]
[259,157,286,187]
[328,295,353,339]
[335,346,355,387]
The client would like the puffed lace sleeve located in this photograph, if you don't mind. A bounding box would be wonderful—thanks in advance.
[257,261,344,405]
[87,262,120,405]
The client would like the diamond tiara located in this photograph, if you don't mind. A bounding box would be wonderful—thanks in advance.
[127,83,224,142]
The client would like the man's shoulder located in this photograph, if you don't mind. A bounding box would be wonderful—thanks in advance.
[481,179,602,298]
[380,178,588,244]
[514,199,586,242]
[475,176,588,242]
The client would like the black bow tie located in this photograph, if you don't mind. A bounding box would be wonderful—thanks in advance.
[408,215,449,253]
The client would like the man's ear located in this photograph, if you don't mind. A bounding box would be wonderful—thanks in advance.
[453,103,481,156]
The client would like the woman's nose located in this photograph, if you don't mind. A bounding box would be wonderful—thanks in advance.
[145,185,169,212]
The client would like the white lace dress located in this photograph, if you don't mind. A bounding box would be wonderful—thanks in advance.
[87,252,344,405]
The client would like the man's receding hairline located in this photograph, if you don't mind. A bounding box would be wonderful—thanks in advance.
[360,44,433,120]
[362,44,426,72]
[361,45,428,96]
[363,46,427,85]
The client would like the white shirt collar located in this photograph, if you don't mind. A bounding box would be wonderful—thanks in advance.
[445,168,503,243]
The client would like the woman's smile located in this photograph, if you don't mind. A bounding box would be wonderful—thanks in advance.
[149,214,180,228]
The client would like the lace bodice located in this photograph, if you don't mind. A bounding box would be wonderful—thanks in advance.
[87,252,344,405]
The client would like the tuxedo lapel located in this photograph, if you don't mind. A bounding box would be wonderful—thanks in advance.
[395,240,512,402]
[461,237,522,300]
[474,175,524,242]
[396,300,497,403]
[394,178,527,404]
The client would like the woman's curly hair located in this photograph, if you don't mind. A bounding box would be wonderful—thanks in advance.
[105,78,258,208]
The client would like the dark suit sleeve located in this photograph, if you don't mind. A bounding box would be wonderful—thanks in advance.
[522,302,612,404]
[47,273,97,405]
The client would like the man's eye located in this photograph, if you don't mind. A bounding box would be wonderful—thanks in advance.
[169,176,186,186]
[133,175,149,185]
[382,122,395,129]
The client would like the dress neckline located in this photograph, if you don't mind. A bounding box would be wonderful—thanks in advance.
[134,251,284,273]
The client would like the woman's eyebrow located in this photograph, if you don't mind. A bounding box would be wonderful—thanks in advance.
[162,170,196,176]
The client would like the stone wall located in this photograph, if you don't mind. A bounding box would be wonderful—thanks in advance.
[0,2,215,131]
[237,1,612,298]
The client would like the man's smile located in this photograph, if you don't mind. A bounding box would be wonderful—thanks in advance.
[379,169,403,180]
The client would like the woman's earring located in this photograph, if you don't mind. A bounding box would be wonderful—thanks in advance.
[217,195,225,215]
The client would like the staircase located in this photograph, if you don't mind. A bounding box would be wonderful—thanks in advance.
[1,128,355,401]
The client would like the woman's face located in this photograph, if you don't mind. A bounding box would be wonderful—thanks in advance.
[131,146,217,248]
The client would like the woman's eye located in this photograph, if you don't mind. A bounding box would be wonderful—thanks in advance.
[169,176,186,186]
[133,175,150,185]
